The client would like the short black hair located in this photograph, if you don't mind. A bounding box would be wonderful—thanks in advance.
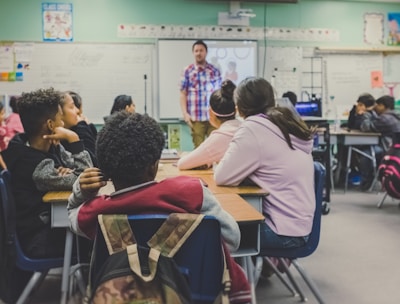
[110,94,133,114]
[18,88,61,138]
[9,96,20,113]
[282,91,297,107]
[357,93,375,108]
[376,95,395,110]
[96,112,165,185]
[192,40,208,52]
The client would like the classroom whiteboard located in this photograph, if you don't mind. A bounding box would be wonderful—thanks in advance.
[0,43,154,124]
[158,39,258,120]
[324,54,384,118]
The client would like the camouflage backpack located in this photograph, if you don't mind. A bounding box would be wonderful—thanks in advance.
[86,213,230,304]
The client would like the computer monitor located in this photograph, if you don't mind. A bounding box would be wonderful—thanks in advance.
[295,99,322,117]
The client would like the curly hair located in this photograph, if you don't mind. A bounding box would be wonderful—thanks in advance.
[18,88,61,138]
[96,112,165,185]
[209,79,236,121]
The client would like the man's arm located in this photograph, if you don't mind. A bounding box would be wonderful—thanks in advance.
[180,90,193,128]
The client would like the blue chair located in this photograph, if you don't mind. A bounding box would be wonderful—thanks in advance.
[91,214,225,304]
[0,170,65,304]
[255,161,326,304]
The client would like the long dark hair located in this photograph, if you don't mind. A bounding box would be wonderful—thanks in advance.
[235,77,312,149]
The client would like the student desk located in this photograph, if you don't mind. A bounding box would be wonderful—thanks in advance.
[320,128,381,192]
[157,162,268,212]
[43,184,265,304]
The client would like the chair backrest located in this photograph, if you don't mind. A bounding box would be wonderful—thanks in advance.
[0,170,63,272]
[259,161,326,258]
[91,214,225,303]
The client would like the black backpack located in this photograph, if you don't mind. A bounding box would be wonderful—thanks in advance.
[378,143,400,199]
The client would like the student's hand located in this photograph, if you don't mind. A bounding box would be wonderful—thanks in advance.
[43,127,79,144]
[183,112,193,128]
[56,166,75,176]
[79,167,107,194]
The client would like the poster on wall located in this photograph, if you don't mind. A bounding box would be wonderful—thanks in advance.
[388,12,400,46]
[42,3,73,42]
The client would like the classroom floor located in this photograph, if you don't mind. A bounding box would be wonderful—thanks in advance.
[4,186,400,304]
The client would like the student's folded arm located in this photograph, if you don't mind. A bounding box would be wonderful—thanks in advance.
[200,185,240,252]
[67,177,99,237]
[33,159,79,191]
[177,138,213,170]
[214,127,259,186]
[59,142,93,173]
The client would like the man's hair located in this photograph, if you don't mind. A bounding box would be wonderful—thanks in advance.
[96,112,165,184]
[376,95,395,110]
[110,94,133,114]
[18,88,61,138]
[192,40,208,52]
[282,91,297,107]
[357,93,375,108]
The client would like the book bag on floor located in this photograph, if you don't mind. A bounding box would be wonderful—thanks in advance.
[378,143,400,199]
[86,213,230,304]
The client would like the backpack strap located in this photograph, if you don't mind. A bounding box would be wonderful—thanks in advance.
[147,213,205,257]
[147,213,231,303]
[98,214,136,254]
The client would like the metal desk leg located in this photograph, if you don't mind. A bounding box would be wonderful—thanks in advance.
[344,146,352,193]
[243,256,257,304]
[368,146,377,192]
[60,229,73,304]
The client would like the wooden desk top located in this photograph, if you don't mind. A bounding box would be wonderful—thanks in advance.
[157,163,268,196]
[216,193,264,223]
[43,190,264,223]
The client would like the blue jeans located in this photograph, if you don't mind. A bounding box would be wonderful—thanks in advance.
[260,221,308,250]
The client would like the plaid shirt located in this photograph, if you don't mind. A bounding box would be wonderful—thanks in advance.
[180,62,221,121]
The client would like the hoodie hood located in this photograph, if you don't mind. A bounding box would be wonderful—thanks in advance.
[246,115,314,154]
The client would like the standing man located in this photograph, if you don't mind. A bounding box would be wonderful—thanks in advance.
[180,40,222,148]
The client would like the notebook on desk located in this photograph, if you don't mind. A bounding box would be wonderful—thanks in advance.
[161,148,180,160]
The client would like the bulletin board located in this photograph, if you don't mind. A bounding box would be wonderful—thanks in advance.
[0,42,154,124]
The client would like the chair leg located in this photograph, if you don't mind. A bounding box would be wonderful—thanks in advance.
[277,258,307,302]
[263,257,297,296]
[16,271,48,304]
[292,259,325,304]
[377,192,388,208]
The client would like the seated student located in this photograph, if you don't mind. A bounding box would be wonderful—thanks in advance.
[346,93,375,129]
[214,77,315,252]
[1,88,93,258]
[104,94,135,122]
[5,95,24,139]
[63,91,98,166]
[0,101,10,170]
[67,111,251,303]
[282,91,297,108]
[358,95,400,190]
[177,80,241,170]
